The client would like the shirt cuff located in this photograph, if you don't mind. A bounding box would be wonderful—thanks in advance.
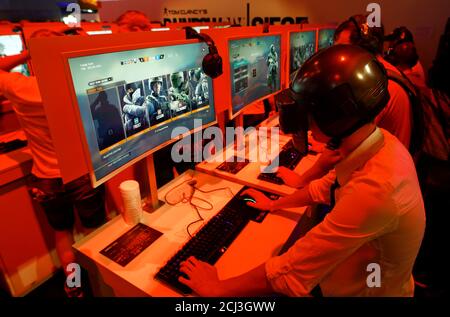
[265,255,293,295]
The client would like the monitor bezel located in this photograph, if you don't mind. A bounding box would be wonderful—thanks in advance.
[61,39,218,187]
[226,31,284,120]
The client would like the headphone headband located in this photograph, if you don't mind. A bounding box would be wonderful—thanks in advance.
[184,26,222,78]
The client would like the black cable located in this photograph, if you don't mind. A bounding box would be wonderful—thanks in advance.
[186,203,204,237]
[193,185,234,197]
[163,178,235,237]
[164,178,194,205]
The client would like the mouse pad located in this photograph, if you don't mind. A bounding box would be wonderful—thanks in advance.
[100,223,163,267]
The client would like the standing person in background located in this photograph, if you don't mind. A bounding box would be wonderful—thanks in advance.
[116,10,152,32]
[412,20,450,296]
[0,31,106,297]
[384,26,426,88]
[333,15,413,151]
[277,14,417,188]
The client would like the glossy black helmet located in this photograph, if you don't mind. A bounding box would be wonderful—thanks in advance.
[278,44,389,140]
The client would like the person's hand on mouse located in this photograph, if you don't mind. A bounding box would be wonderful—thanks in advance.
[240,188,272,211]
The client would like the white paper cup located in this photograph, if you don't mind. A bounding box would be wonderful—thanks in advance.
[119,180,143,225]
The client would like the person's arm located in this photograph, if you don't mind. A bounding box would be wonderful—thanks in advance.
[180,177,397,297]
[241,170,336,211]
[269,185,313,211]
[265,181,397,296]
[0,65,41,106]
[276,147,342,188]
[0,50,29,72]
[239,186,313,212]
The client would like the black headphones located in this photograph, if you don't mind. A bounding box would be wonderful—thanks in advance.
[384,28,418,67]
[347,15,383,54]
[185,27,223,79]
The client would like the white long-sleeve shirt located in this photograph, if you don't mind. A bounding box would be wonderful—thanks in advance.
[265,128,425,296]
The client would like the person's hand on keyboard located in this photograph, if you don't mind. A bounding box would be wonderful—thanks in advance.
[179,256,221,297]
[240,188,272,210]
[275,166,304,188]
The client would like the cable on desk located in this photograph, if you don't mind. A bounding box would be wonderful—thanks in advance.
[163,178,235,237]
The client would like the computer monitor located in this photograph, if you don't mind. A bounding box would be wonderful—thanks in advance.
[228,34,282,118]
[66,41,216,186]
[289,30,317,77]
[0,28,30,76]
[318,28,335,50]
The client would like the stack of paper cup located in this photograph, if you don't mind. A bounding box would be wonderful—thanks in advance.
[119,180,143,225]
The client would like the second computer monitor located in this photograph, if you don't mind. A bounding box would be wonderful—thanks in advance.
[318,28,335,50]
[0,31,30,76]
[228,34,281,118]
[289,30,317,76]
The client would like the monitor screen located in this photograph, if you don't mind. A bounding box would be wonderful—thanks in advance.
[0,34,30,76]
[67,42,215,185]
[289,30,316,75]
[318,28,335,50]
[229,34,281,116]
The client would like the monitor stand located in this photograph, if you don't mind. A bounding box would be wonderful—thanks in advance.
[142,154,165,213]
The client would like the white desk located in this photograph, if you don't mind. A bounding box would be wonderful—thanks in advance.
[73,170,309,297]
[196,129,319,196]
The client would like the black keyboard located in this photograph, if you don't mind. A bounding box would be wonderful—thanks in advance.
[155,187,278,294]
[257,140,303,185]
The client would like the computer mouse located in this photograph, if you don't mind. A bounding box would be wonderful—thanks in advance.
[240,194,256,204]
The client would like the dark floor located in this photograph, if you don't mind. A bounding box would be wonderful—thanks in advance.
[26,270,68,298]
[0,268,446,298]
[0,269,93,298]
